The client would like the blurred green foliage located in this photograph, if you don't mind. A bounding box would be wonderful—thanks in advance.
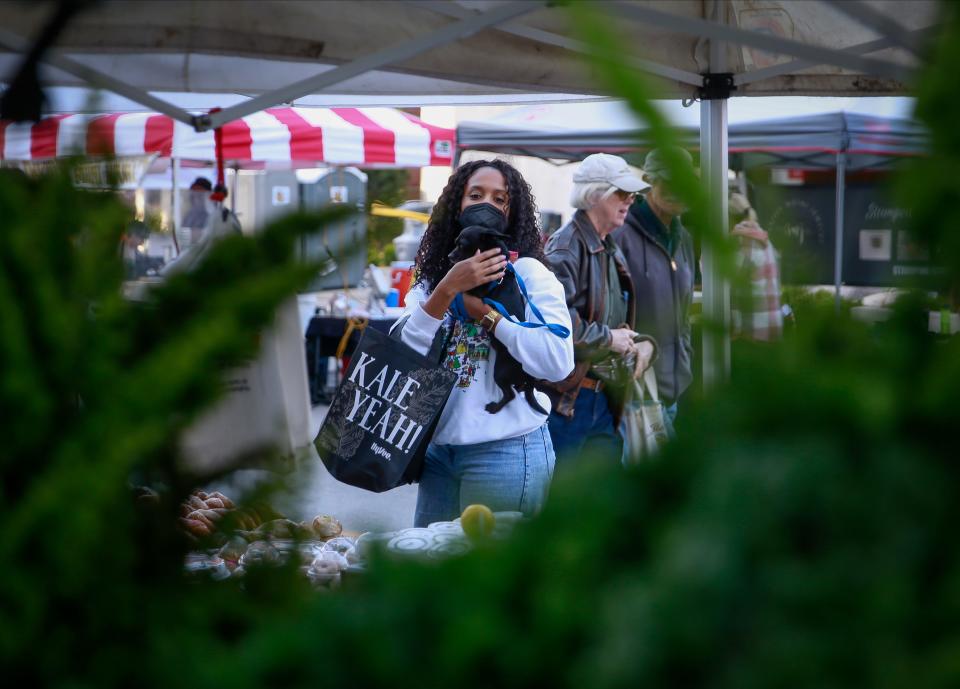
[780,284,853,321]
[2,4,960,689]
[0,165,351,685]
[366,168,408,265]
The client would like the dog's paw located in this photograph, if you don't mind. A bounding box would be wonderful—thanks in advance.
[485,400,505,414]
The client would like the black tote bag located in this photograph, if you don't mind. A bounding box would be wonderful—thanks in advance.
[314,322,455,492]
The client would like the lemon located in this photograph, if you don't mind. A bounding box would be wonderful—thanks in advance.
[460,504,496,542]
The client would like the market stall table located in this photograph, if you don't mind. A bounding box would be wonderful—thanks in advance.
[305,314,400,404]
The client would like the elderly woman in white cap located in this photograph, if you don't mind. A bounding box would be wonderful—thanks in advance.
[543,153,657,466]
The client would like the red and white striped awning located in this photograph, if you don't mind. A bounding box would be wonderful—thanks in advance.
[0,107,455,168]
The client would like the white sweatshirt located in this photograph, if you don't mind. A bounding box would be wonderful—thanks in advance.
[396,257,574,446]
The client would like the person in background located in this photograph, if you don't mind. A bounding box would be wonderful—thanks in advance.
[613,147,696,425]
[121,220,150,280]
[397,159,574,527]
[181,176,213,246]
[543,153,657,465]
[729,191,783,341]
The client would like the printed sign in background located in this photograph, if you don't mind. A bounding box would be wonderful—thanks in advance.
[753,182,934,286]
[271,185,291,206]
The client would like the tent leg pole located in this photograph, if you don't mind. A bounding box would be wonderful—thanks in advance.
[231,165,239,214]
[833,152,846,312]
[700,97,731,391]
[171,157,181,256]
[700,0,730,392]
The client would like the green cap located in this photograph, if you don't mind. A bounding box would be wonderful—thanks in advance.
[642,147,695,182]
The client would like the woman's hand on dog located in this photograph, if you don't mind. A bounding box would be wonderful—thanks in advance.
[441,248,507,294]
[422,248,507,320]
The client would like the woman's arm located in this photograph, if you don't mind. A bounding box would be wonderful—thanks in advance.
[420,248,507,320]
[543,245,616,357]
[391,286,444,357]
[392,248,507,356]
[490,258,575,383]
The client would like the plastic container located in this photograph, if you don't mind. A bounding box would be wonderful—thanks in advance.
[390,261,415,307]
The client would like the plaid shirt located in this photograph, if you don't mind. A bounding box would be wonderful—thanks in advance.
[731,221,783,342]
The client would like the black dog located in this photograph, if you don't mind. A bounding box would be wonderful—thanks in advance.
[448,225,549,415]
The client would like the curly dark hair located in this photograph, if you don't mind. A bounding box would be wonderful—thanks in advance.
[413,159,544,290]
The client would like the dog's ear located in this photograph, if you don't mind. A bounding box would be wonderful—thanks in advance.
[454,226,480,242]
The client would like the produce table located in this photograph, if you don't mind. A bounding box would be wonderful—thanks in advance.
[176,490,525,589]
[184,512,525,589]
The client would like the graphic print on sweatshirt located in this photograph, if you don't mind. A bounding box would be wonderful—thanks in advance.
[443,319,490,388]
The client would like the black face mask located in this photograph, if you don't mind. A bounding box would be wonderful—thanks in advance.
[458,202,507,233]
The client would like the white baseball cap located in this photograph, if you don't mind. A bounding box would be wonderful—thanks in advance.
[572,153,648,193]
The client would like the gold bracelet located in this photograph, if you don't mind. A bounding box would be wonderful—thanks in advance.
[481,309,502,332]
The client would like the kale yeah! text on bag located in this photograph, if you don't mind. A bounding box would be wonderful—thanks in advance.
[314,326,455,492]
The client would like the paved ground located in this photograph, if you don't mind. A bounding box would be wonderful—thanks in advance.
[208,404,418,533]
[299,403,418,531]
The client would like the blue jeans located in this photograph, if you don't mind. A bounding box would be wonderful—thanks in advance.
[547,388,622,468]
[414,425,556,528]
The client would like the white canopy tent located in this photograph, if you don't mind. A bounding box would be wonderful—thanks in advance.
[0,0,946,387]
[0,2,938,117]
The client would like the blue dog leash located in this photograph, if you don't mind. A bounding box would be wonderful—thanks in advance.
[449,292,473,322]
[449,263,570,339]
[484,264,570,338]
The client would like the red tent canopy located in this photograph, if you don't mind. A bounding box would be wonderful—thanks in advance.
[0,107,455,168]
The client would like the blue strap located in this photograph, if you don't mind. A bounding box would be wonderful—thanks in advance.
[448,263,570,339]
[483,264,570,338]
[449,292,471,322]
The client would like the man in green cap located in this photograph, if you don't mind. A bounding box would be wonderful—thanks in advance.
[612,147,696,423]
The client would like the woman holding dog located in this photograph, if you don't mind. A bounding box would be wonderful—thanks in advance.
[543,153,657,466]
[396,159,574,527]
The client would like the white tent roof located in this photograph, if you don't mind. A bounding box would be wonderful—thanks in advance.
[0,1,944,131]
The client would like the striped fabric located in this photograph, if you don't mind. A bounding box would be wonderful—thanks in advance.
[0,107,455,167]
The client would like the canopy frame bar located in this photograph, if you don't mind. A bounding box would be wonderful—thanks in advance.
[822,0,924,57]
[834,150,848,312]
[0,27,196,127]
[608,1,919,83]
[411,0,704,88]
[201,1,545,131]
[736,27,935,87]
